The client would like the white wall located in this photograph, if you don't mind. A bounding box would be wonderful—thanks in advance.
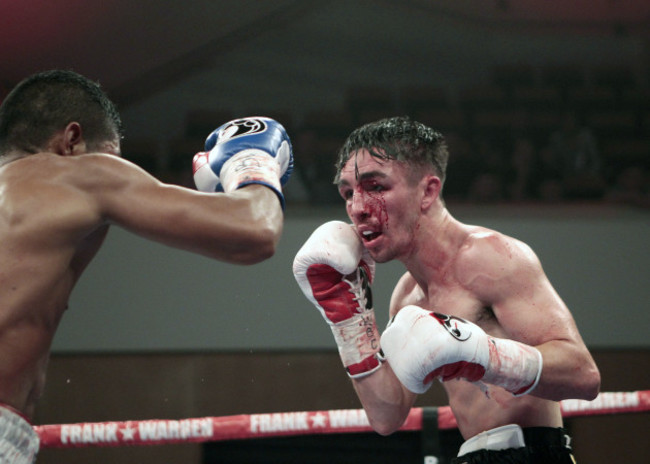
[51,204,650,352]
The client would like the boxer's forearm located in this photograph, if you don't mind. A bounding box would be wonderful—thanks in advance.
[525,341,600,402]
[197,185,283,264]
[352,363,416,436]
[115,181,282,265]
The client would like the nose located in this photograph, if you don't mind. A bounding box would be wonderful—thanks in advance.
[348,191,369,220]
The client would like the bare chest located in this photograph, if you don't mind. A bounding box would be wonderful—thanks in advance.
[398,280,495,329]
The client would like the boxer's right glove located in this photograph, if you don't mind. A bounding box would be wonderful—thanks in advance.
[293,221,382,378]
[192,116,293,208]
[381,305,543,396]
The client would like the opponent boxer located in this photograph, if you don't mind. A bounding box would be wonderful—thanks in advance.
[294,116,599,463]
[0,70,292,463]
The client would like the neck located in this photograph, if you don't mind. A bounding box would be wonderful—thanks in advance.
[402,207,463,294]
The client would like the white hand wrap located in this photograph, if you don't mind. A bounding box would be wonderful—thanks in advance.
[482,337,543,396]
[381,306,542,396]
[329,268,380,375]
[219,149,283,194]
[293,221,382,378]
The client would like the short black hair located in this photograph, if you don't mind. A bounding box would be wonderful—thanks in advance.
[335,116,449,186]
[0,69,123,155]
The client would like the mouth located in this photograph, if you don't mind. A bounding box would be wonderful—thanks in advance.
[360,229,382,243]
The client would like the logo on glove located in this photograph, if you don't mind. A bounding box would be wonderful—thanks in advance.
[358,265,373,310]
[431,313,472,341]
[219,118,267,142]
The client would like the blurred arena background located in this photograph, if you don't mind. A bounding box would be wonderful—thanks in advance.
[1,1,648,462]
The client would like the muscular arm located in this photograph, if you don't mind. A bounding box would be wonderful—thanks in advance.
[69,154,284,264]
[458,232,600,401]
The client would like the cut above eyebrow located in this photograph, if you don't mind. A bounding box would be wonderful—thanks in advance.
[337,170,389,190]
[357,170,388,180]
[338,171,384,186]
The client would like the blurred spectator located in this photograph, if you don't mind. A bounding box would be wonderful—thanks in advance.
[440,131,477,202]
[282,171,310,204]
[604,165,650,208]
[292,129,340,205]
[547,110,605,199]
[468,173,504,203]
[534,146,565,202]
[467,138,507,202]
[505,136,537,201]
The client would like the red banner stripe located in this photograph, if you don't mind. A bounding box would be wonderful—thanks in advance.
[33,390,650,448]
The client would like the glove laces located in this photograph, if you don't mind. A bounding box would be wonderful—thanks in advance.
[342,265,372,314]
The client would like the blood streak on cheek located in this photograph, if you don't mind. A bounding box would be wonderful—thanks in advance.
[366,191,388,228]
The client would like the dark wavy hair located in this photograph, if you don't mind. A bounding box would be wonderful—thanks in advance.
[0,70,123,155]
[334,116,449,189]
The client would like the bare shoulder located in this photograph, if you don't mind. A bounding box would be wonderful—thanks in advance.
[389,271,424,317]
[0,154,113,242]
[48,152,164,210]
[454,226,543,296]
[60,153,153,190]
[2,152,143,189]
[0,153,90,203]
[1,152,153,227]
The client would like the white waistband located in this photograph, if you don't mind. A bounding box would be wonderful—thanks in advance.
[0,405,39,464]
[458,424,525,457]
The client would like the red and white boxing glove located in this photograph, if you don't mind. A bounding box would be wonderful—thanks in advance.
[381,305,542,396]
[293,221,382,378]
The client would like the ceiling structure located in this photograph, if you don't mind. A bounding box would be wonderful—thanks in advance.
[1,1,648,101]
[1,1,649,142]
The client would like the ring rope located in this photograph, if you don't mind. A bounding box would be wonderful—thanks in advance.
[34,390,650,448]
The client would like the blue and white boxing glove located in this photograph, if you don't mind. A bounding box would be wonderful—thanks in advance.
[192,116,293,208]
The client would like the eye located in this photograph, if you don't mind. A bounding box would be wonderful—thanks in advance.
[363,180,384,192]
[339,188,353,200]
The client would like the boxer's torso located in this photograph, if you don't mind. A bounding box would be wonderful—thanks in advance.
[391,226,562,439]
[0,154,108,418]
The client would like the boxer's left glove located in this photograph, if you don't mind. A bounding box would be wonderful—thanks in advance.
[293,221,382,378]
[381,305,542,396]
[192,116,293,208]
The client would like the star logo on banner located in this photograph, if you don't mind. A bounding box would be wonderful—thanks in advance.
[120,425,136,441]
[310,412,327,428]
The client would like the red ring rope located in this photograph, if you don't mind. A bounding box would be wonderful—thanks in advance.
[34,390,650,448]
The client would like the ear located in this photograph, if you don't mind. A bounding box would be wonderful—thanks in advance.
[60,122,86,156]
[420,174,442,212]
